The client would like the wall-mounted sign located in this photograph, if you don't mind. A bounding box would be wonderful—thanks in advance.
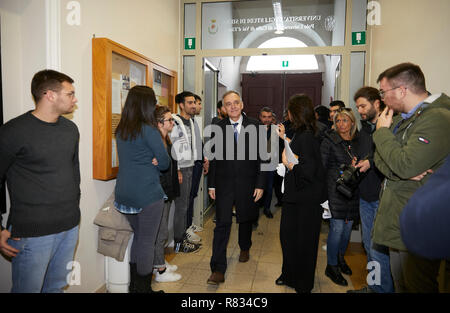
[185,38,196,50]
[352,31,366,45]
[282,61,289,68]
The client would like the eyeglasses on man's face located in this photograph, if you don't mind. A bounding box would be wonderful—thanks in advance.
[161,118,174,123]
[379,86,400,99]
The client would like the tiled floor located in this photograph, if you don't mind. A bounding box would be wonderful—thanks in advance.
[153,206,367,293]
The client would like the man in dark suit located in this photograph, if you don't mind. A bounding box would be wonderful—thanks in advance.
[207,91,265,285]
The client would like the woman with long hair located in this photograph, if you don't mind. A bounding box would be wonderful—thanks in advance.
[114,85,169,293]
[320,107,368,286]
[152,105,182,283]
[275,94,327,293]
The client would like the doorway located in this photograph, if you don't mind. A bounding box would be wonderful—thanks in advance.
[241,72,323,121]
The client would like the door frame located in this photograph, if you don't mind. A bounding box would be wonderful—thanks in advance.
[180,0,370,107]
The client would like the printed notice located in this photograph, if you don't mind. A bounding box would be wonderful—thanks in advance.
[285,139,299,165]
[112,79,121,114]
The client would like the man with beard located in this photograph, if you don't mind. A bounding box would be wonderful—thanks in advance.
[347,86,394,293]
[170,91,203,253]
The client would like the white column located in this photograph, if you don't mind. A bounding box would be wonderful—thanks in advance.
[45,0,61,70]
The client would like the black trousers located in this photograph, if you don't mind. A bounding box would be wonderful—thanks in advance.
[280,202,322,292]
[210,220,253,274]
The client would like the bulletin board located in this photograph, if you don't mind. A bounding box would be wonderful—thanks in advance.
[92,38,177,180]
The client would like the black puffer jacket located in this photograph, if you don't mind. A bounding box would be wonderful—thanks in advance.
[320,130,369,220]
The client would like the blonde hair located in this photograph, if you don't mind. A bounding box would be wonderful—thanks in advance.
[333,108,357,139]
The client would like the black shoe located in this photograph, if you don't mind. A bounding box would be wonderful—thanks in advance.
[134,273,165,293]
[263,209,273,219]
[338,253,353,275]
[275,275,285,286]
[325,264,348,286]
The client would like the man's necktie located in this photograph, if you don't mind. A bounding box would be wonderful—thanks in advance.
[233,122,239,142]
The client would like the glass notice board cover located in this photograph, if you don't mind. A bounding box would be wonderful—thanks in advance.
[92,38,177,180]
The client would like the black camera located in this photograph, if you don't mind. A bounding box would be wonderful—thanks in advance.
[336,164,361,198]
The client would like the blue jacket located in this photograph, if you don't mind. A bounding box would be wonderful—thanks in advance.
[115,125,169,208]
[400,155,450,260]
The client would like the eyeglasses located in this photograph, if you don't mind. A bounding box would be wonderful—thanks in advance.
[161,118,174,123]
[379,87,400,99]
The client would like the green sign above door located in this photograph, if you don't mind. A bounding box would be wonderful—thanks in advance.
[185,38,196,50]
[282,61,289,68]
[352,32,366,45]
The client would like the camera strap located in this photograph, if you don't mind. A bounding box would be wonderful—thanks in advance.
[340,141,356,163]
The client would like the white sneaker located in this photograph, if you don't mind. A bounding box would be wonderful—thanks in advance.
[155,270,182,283]
[165,260,178,272]
[189,224,203,233]
[186,228,201,243]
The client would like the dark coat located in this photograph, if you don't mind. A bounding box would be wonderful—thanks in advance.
[159,143,180,202]
[358,121,384,202]
[283,129,327,205]
[320,130,369,220]
[208,115,266,223]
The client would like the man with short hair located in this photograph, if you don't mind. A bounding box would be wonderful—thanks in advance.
[212,100,227,124]
[347,86,394,293]
[329,100,345,124]
[258,107,276,219]
[207,91,265,285]
[0,69,80,293]
[185,94,208,239]
[170,91,203,253]
[373,62,450,292]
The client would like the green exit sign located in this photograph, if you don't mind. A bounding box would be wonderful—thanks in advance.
[184,37,196,50]
[282,61,289,68]
[352,31,366,45]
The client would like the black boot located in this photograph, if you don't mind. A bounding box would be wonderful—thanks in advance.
[129,263,137,293]
[325,264,348,286]
[338,253,352,275]
[134,272,165,293]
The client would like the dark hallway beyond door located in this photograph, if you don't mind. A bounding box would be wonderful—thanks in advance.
[242,73,323,122]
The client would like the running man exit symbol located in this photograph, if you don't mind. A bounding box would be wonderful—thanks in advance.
[352,31,366,45]
[282,61,289,67]
[184,38,196,50]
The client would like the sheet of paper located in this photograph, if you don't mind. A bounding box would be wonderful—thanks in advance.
[130,63,144,86]
[111,79,121,114]
[285,139,299,165]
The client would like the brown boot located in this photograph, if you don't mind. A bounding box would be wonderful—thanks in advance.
[239,250,250,262]
[207,271,225,285]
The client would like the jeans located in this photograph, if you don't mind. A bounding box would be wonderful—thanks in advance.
[187,161,203,228]
[8,226,79,293]
[154,200,172,268]
[174,166,193,243]
[360,199,394,293]
[126,199,164,276]
[327,218,353,265]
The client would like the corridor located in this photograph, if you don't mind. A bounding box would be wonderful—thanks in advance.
[155,207,367,293]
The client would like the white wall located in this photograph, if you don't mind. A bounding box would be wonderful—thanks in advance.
[369,0,450,95]
[0,0,47,293]
[0,0,180,293]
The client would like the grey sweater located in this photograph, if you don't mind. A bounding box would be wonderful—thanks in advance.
[0,111,81,237]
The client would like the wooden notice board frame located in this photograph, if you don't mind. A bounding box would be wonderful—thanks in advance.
[92,38,177,180]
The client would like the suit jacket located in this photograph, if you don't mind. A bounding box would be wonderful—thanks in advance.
[208,115,266,223]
